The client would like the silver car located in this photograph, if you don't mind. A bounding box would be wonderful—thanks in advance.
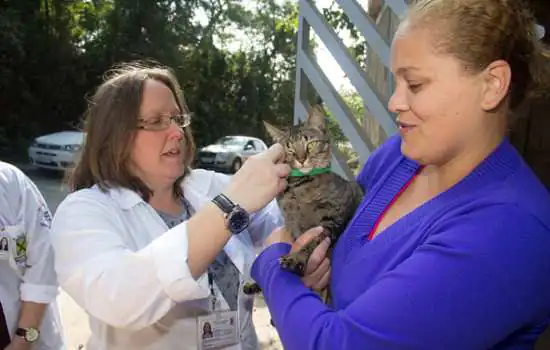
[28,131,85,171]
[195,135,268,173]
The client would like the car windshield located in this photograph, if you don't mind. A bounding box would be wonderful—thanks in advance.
[214,137,248,146]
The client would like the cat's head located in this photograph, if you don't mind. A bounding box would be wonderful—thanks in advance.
[263,105,331,174]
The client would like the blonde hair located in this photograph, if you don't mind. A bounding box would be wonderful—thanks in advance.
[405,0,550,110]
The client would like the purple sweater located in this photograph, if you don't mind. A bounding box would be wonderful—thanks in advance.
[251,135,550,350]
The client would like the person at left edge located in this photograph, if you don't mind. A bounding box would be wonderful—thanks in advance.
[0,161,65,350]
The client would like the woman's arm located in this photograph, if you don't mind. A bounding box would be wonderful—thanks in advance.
[11,169,58,332]
[252,205,550,350]
[187,144,289,277]
[209,170,285,249]
[51,194,204,330]
[208,172,330,289]
[51,144,290,330]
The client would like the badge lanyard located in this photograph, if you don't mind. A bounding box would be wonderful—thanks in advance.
[207,269,217,311]
[183,197,219,312]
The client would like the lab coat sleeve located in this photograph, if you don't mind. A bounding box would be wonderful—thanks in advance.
[50,193,208,330]
[247,199,284,248]
[15,170,59,303]
[209,171,284,248]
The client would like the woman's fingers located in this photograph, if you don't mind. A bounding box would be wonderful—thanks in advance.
[302,256,331,289]
[263,143,286,163]
[312,262,331,291]
[302,235,331,276]
[223,143,289,212]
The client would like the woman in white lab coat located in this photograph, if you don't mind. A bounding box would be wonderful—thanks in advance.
[0,161,65,350]
[50,63,330,350]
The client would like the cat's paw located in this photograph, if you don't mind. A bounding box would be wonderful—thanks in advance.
[279,252,308,276]
[242,282,262,295]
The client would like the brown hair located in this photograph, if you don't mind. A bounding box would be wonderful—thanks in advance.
[405,0,550,111]
[69,61,195,201]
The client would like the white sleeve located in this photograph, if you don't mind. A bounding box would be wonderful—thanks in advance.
[247,199,284,248]
[15,172,59,303]
[51,193,209,330]
[209,171,285,248]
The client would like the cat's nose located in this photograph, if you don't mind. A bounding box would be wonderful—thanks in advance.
[295,153,306,163]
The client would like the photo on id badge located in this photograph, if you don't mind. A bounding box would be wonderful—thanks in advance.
[0,229,11,260]
[197,311,239,350]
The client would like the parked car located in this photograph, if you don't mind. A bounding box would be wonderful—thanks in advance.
[28,131,85,171]
[195,135,268,173]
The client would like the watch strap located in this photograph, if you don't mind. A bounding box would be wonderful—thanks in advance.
[211,193,249,235]
[211,193,236,214]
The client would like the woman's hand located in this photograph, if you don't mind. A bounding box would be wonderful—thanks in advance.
[224,144,290,213]
[4,337,31,350]
[266,226,332,292]
[294,227,331,291]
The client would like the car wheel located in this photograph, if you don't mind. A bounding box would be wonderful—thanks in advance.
[232,158,242,173]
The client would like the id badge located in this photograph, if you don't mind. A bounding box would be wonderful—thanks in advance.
[0,227,13,260]
[196,310,239,350]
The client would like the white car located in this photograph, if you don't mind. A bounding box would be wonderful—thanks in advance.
[28,131,85,171]
[195,136,268,173]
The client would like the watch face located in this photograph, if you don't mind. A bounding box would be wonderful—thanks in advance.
[25,328,40,342]
[228,209,249,233]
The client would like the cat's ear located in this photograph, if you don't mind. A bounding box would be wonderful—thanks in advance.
[306,104,326,131]
[263,121,285,142]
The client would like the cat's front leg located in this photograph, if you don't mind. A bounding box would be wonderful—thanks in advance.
[279,228,330,276]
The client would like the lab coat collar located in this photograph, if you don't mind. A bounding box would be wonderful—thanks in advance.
[102,170,212,210]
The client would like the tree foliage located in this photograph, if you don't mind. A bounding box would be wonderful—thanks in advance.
[0,0,300,157]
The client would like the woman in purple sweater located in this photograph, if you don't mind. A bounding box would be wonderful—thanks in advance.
[251,0,550,349]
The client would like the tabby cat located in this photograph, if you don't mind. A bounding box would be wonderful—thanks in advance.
[243,105,364,301]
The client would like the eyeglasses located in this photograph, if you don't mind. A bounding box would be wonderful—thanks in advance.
[137,113,192,131]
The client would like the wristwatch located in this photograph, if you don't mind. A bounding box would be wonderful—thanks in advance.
[211,193,250,234]
[15,327,40,343]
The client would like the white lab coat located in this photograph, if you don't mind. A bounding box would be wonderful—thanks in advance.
[50,168,283,350]
[0,161,65,349]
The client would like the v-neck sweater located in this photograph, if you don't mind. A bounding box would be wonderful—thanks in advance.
[251,135,550,350]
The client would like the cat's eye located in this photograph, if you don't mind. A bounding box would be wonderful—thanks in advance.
[307,142,316,152]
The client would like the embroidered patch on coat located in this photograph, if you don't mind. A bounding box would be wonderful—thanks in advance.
[14,233,28,265]
[38,203,53,228]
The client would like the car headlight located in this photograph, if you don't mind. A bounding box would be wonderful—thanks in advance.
[64,144,81,152]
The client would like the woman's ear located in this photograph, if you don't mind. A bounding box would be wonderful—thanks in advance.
[480,60,511,111]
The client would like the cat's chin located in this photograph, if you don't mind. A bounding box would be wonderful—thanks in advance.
[298,167,312,174]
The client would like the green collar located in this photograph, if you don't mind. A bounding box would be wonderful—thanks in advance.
[288,166,332,177]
